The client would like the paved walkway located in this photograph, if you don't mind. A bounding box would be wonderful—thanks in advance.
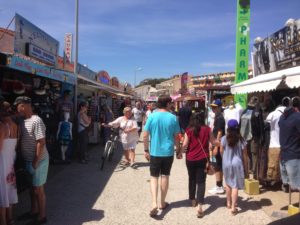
[14,141,296,225]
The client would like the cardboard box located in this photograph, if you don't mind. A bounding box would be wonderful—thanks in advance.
[288,204,300,216]
[244,179,259,195]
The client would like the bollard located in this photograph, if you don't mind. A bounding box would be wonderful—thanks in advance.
[287,185,300,216]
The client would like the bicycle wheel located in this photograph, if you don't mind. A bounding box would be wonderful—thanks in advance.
[101,141,112,170]
[108,142,115,162]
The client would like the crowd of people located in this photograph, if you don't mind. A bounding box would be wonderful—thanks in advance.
[141,94,300,219]
[1,93,300,223]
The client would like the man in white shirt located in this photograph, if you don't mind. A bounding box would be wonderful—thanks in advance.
[132,102,144,137]
[265,97,289,185]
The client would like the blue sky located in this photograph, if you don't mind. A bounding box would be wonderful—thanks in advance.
[1,0,300,86]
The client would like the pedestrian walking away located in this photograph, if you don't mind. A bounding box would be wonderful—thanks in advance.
[178,100,192,133]
[180,111,215,218]
[143,95,181,217]
[220,119,247,216]
[132,102,144,138]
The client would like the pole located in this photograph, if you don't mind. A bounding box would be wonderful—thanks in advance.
[74,0,79,113]
[134,69,136,87]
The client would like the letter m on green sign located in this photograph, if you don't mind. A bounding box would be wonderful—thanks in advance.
[238,72,247,81]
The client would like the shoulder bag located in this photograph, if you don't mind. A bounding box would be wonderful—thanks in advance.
[197,137,215,175]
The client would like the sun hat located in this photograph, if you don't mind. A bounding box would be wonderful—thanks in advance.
[13,96,32,106]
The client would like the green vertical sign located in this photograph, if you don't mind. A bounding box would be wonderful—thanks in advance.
[234,0,250,108]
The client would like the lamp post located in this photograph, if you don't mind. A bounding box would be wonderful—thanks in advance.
[74,0,79,113]
[134,67,142,87]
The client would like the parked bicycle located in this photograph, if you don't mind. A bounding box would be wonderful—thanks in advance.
[100,127,119,170]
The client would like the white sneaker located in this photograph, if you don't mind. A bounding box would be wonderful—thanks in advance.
[208,186,225,194]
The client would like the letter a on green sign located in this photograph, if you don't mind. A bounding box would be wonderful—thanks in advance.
[235,0,250,108]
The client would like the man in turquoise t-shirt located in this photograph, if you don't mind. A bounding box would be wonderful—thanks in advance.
[143,95,181,217]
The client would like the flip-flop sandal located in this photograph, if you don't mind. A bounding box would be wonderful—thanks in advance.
[149,208,158,217]
[197,210,204,218]
[231,209,238,216]
[159,202,169,210]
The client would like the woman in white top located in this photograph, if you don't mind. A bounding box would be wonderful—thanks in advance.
[103,107,139,166]
[0,102,18,225]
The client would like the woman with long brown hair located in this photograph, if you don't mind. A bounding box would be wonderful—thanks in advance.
[181,111,215,218]
[220,119,247,215]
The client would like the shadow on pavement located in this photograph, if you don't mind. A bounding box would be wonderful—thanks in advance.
[15,143,123,225]
[267,213,300,225]
[131,161,150,169]
[168,199,191,208]
[203,195,272,215]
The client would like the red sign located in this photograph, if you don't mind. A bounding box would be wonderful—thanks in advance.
[64,33,73,63]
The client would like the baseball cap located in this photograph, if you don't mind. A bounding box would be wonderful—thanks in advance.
[228,119,239,129]
[210,99,222,107]
[13,96,32,106]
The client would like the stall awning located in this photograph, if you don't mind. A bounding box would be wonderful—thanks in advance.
[231,66,300,94]
[115,92,133,98]
[78,74,120,93]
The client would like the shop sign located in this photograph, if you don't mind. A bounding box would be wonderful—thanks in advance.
[57,56,74,72]
[52,69,76,85]
[253,18,300,76]
[27,43,56,66]
[111,77,119,88]
[14,14,59,58]
[97,70,110,84]
[77,63,96,81]
[7,55,75,85]
[234,0,251,108]
[64,33,73,63]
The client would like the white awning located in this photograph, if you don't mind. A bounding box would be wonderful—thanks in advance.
[231,66,300,94]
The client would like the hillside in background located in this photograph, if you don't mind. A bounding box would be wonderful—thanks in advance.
[137,78,169,87]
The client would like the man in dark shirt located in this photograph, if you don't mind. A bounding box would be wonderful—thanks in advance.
[209,99,225,194]
[178,101,192,133]
[278,97,300,190]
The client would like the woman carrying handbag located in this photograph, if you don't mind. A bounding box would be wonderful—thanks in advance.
[180,111,215,218]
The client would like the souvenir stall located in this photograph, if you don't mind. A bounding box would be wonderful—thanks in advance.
[174,94,205,112]
[78,73,103,145]
[190,72,253,107]
[231,19,300,208]
[0,53,76,160]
